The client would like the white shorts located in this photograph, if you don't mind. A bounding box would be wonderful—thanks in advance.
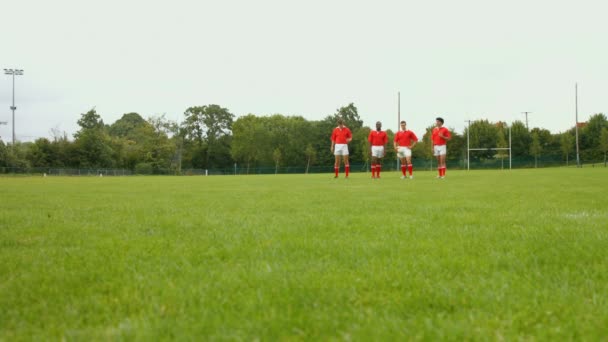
[434,145,447,156]
[334,144,349,156]
[397,146,412,158]
[371,146,384,158]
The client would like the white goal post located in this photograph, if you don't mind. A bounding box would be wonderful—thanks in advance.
[466,123,512,170]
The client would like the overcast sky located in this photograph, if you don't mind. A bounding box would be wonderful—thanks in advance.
[2,0,607,142]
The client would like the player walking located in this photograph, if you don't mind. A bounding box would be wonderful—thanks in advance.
[368,121,388,179]
[330,118,353,178]
[394,120,418,179]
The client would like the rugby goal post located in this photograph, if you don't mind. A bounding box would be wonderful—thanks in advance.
[465,123,512,170]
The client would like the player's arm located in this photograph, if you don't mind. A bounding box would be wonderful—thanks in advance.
[383,134,388,156]
[346,130,353,144]
[410,133,418,149]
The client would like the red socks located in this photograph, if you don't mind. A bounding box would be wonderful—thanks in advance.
[371,164,381,178]
[408,165,413,176]
[345,165,350,177]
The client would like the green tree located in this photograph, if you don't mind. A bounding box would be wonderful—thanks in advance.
[354,127,371,171]
[581,113,607,161]
[108,112,148,138]
[600,127,608,167]
[304,143,316,174]
[530,132,542,168]
[560,132,575,166]
[496,128,508,169]
[510,120,531,158]
[74,108,114,168]
[327,103,364,132]
[232,114,267,173]
[418,125,435,170]
[183,104,234,168]
[465,119,499,160]
[273,147,282,174]
[26,138,54,167]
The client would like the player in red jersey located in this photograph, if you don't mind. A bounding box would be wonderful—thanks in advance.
[368,121,388,179]
[393,120,418,179]
[330,118,353,178]
[431,117,451,178]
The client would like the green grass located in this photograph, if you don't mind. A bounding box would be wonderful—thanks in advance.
[1,168,607,340]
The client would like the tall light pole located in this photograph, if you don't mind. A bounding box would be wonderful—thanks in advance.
[4,68,24,146]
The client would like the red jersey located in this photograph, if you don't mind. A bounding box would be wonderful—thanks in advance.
[331,126,352,144]
[368,130,388,146]
[432,126,451,145]
[394,130,418,147]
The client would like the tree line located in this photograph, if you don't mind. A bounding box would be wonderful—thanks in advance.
[1,103,607,172]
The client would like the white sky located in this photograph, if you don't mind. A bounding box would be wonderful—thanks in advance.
[1,0,607,142]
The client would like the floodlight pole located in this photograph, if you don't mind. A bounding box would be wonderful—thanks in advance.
[4,68,24,147]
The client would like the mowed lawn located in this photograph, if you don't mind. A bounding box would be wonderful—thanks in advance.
[1,168,607,340]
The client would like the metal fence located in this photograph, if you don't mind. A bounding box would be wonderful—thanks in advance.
[0,156,605,176]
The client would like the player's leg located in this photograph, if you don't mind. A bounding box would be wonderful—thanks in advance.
[343,155,350,178]
[376,157,382,178]
[406,156,414,178]
[334,155,340,178]
[371,156,377,178]
[400,157,407,178]
[436,156,442,178]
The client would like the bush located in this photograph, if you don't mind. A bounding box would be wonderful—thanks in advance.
[134,162,153,175]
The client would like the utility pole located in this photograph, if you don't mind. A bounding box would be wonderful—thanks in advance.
[522,111,532,130]
[4,68,24,146]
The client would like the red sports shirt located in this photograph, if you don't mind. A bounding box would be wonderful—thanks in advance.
[432,126,451,145]
[368,130,388,146]
[394,130,418,147]
[331,126,352,144]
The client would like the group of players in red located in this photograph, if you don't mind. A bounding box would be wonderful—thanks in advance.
[330,117,451,179]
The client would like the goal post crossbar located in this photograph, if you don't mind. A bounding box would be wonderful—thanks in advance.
[465,122,512,170]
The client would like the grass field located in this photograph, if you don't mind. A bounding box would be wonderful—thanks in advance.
[1,168,607,340]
